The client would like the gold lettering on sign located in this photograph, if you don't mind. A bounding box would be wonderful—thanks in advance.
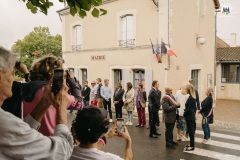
[91,56,105,60]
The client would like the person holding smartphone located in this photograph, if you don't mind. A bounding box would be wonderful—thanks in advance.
[22,55,83,136]
[71,106,133,160]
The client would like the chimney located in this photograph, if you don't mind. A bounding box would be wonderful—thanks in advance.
[230,33,237,47]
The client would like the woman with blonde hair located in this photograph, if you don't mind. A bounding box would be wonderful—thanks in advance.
[198,87,214,143]
[175,82,189,141]
[183,84,196,151]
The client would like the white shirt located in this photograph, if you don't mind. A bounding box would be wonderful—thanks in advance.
[175,90,189,116]
[70,146,123,160]
[0,108,73,160]
[90,85,98,101]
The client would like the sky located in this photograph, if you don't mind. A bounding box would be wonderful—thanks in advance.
[217,0,240,46]
[0,0,239,50]
[0,0,64,50]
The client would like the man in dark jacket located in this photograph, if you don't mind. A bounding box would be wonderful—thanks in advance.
[82,81,91,106]
[113,83,124,119]
[148,80,161,138]
[162,87,180,149]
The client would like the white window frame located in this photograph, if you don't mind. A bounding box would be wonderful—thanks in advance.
[117,9,137,47]
[70,21,83,51]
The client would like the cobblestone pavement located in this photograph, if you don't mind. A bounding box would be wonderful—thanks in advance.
[211,99,240,130]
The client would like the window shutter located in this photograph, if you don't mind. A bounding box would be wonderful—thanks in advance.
[122,69,131,91]
[121,17,127,41]
[144,69,152,94]
[127,16,134,40]
[76,26,81,45]
[74,68,79,80]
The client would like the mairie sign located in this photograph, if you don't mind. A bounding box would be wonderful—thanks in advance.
[91,55,105,60]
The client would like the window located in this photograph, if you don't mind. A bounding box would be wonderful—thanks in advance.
[119,15,135,47]
[114,69,122,88]
[72,25,82,51]
[133,70,145,89]
[191,70,199,91]
[222,63,240,83]
[81,69,87,86]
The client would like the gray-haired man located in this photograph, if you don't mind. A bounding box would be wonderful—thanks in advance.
[101,79,113,122]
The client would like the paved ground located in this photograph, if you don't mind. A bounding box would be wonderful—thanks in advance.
[68,112,240,160]
[211,99,240,130]
[214,99,240,124]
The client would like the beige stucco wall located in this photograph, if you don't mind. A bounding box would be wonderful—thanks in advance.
[59,0,216,101]
[216,64,240,100]
[159,0,216,100]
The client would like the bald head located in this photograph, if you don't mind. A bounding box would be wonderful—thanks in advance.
[165,87,173,95]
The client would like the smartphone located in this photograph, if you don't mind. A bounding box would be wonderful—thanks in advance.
[116,118,125,132]
[52,69,64,96]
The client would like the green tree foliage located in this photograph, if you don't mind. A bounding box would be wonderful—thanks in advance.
[12,26,62,71]
[20,0,107,18]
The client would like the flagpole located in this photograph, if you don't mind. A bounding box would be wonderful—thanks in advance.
[167,0,170,70]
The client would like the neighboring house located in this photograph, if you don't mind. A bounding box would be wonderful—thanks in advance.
[216,47,240,100]
[57,0,219,100]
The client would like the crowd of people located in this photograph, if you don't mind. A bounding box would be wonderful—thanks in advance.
[0,46,214,159]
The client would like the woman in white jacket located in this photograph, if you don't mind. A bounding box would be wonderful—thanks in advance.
[123,82,135,126]
[175,83,189,141]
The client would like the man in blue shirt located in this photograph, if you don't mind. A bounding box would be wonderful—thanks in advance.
[101,79,113,122]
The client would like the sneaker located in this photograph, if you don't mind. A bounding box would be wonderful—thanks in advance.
[202,139,208,144]
[125,122,129,126]
[185,147,195,151]
[181,136,188,142]
[129,122,133,126]
[109,119,113,123]
[185,137,190,142]
[177,134,181,141]
[208,138,211,141]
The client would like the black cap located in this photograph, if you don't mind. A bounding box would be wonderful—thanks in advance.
[83,106,107,117]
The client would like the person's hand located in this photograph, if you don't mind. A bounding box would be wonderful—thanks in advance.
[176,102,180,106]
[105,121,118,139]
[41,78,55,106]
[53,79,69,110]
[197,110,201,114]
[117,127,131,142]
[15,62,29,74]
[67,70,75,78]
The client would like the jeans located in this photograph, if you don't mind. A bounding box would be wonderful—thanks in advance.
[103,98,112,119]
[83,101,89,107]
[202,117,211,140]
[165,123,175,144]
[186,120,196,147]
[127,111,133,122]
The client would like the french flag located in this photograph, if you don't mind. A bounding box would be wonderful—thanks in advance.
[161,42,177,57]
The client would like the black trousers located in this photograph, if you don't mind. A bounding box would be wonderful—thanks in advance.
[115,104,123,119]
[148,107,151,126]
[103,98,112,119]
[150,111,158,135]
[186,120,196,147]
[165,123,175,144]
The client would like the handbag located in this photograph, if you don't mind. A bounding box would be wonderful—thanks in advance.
[202,117,208,125]
[140,101,146,108]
